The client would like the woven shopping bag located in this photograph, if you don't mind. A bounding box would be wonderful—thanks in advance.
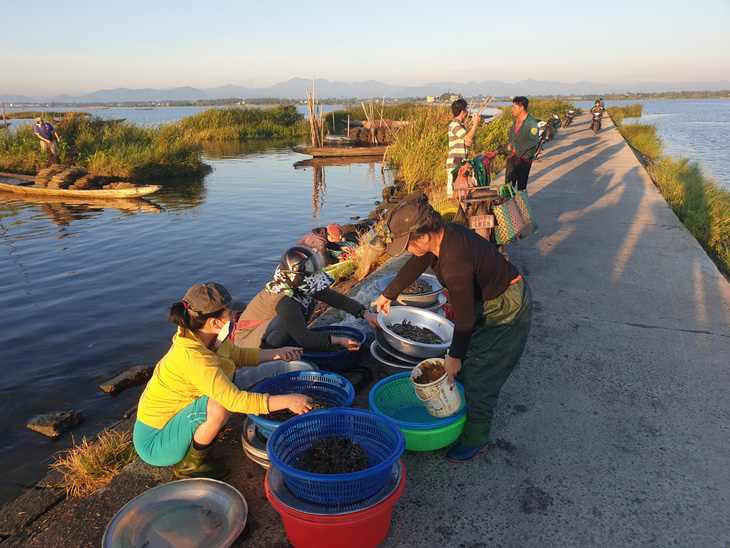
[493,184,538,245]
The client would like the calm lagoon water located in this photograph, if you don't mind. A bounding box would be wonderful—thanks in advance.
[0,139,390,503]
[575,99,730,188]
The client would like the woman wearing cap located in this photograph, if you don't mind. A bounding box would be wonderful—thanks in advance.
[134,282,312,481]
[233,246,379,350]
[372,192,532,463]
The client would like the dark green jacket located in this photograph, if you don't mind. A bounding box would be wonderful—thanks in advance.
[509,114,540,160]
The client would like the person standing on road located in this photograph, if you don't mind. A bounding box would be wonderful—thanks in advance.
[505,96,540,191]
[446,98,480,197]
[33,117,60,162]
[372,192,533,463]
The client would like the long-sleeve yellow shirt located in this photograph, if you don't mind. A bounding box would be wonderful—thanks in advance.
[137,327,270,429]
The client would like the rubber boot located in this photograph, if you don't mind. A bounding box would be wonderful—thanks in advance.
[173,441,231,481]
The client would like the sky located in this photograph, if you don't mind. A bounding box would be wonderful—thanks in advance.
[2,0,729,97]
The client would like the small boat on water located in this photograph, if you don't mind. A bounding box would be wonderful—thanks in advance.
[0,172,162,199]
[293,144,388,158]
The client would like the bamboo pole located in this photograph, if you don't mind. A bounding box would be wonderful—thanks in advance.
[306,82,317,147]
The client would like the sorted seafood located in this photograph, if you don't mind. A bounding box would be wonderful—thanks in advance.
[258,393,333,422]
[402,279,432,295]
[387,320,445,345]
[296,436,370,474]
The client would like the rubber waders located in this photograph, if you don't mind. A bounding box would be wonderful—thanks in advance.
[173,441,231,481]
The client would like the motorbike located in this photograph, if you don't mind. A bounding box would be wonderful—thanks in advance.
[562,108,576,128]
[590,110,603,134]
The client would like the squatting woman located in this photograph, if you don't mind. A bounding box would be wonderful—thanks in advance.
[134,283,312,480]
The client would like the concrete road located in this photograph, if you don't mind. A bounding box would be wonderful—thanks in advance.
[384,114,730,547]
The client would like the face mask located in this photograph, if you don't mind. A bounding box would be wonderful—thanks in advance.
[212,320,234,351]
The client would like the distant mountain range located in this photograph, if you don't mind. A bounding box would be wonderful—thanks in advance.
[4,77,730,104]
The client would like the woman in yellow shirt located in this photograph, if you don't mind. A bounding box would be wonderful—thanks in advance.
[134,283,313,480]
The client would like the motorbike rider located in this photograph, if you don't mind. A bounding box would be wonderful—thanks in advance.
[590,100,605,117]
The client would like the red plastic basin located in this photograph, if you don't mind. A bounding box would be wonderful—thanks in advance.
[265,466,406,548]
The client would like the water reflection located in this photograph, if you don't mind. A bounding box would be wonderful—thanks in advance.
[202,138,302,160]
[293,156,387,219]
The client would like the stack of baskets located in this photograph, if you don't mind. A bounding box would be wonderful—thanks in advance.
[265,408,406,548]
[368,372,467,451]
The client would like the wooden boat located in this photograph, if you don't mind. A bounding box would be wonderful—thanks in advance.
[0,172,162,199]
[293,144,388,158]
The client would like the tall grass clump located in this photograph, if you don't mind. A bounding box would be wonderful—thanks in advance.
[606,103,643,126]
[0,112,209,179]
[51,430,136,498]
[0,123,50,173]
[617,123,663,162]
[647,158,730,274]
[173,106,309,140]
[385,105,452,193]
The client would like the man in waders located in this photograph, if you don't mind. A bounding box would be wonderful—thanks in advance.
[446,99,480,197]
[372,192,532,462]
[505,96,539,191]
[34,117,61,164]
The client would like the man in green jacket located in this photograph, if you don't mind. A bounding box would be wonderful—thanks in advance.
[505,96,539,191]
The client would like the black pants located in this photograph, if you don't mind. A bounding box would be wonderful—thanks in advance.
[504,155,532,191]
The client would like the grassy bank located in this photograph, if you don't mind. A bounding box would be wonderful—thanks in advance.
[648,158,730,275]
[2,111,89,120]
[172,106,309,141]
[610,105,730,275]
[0,106,309,178]
[606,103,643,126]
[0,112,210,179]
[381,98,577,195]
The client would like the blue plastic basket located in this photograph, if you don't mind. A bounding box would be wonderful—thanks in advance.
[266,408,405,506]
[250,371,355,439]
[290,326,367,373]
[368,373,466,430]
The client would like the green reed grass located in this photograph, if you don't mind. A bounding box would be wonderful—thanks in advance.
[647,158,730,274]
[617,123,664,161]
[3,111,89,120]
[606,103,643,126]
[0,112,209,179]
[173,106,309,140]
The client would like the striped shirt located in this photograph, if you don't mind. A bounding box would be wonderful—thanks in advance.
[446,118,469,170]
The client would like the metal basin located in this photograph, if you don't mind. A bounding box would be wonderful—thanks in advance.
[373,273,444,307]
[103,479,247,548]
[370,340,417,376]
[233,360,318,391]
[377,306,453,359]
